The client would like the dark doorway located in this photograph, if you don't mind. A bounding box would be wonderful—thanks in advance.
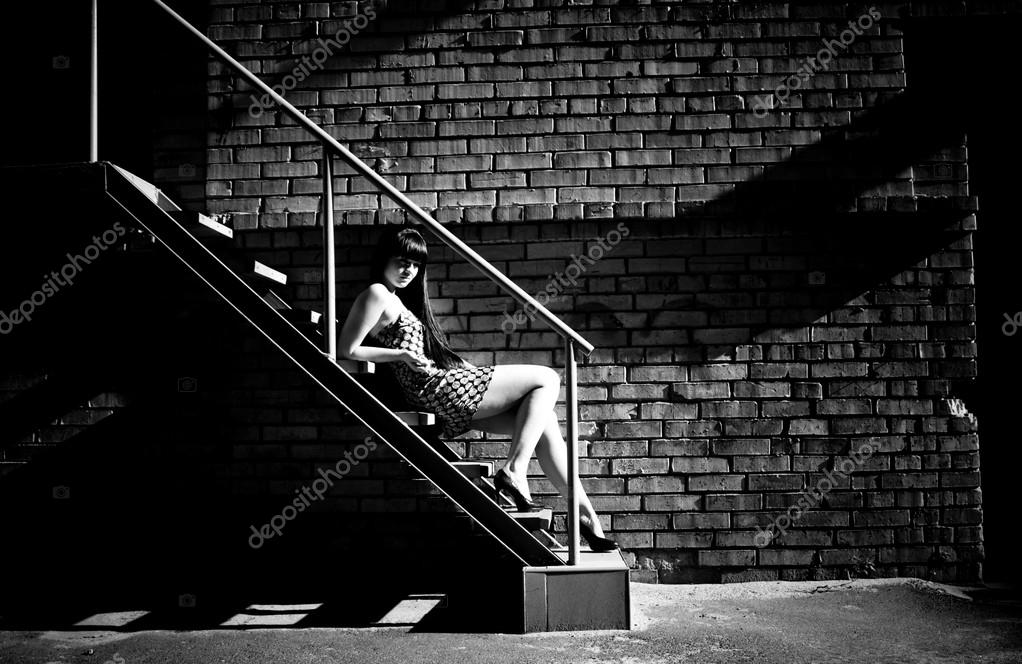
[903,14,1022,584]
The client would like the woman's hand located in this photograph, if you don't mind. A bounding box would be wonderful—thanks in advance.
[398,350,435,373]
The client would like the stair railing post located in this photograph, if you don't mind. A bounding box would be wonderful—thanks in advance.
[566,338,580,565]
[90,0,99,162]
[322,150,337,361]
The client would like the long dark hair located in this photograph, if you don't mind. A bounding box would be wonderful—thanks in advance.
[369,227,467,371]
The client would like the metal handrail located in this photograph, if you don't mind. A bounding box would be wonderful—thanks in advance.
[149,0,595,358]
[114,0,591,565]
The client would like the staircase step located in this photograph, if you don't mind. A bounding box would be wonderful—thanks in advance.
[276,308,323,343]
[169,211,233,242]
[261,289,290,311]
[394,411,435,426]
[124,227,156,251]
[252,261,287,285]
[477,477,515,509]
[281,308,318,326]
[452,460,492,479]
[336,358,376,374]
[506,507,552,531]
[532,529,567,551]
[110,164,179,212]
[241,275,288,301]
[412,460,492,482]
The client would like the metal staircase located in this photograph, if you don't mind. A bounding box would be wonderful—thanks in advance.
[0,0,633,631]
[99,162,630,630]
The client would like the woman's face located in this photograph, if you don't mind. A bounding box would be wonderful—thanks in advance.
[384,255,421,290]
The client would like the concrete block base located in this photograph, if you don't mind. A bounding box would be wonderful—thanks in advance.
[520,550,630,632]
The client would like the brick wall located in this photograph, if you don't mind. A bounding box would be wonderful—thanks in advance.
[184,0,1005,581]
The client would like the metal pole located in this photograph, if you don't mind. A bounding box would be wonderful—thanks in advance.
[89,0,99,162]
[565,339,580,565]
[322,152,337,361]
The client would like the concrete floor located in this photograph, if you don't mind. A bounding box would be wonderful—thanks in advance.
[1,578,1020,664]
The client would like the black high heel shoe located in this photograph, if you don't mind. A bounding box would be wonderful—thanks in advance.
[578,515,619,552]
[493,468,546,512]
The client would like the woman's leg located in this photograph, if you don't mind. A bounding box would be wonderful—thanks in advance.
[471,364,562,499]
[471,406,607,537]
[533,411,608,537]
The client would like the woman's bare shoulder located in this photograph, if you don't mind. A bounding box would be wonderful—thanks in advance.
[355,282,391,306]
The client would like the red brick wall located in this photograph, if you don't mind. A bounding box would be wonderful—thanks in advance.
[188,0,1003,581]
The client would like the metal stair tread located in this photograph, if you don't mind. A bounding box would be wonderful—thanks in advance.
[452,460,492,478]
[168,210,233,241]
[110,164,180,212]
[532,529,567,551]
[411,460,492,481]
[505,507,553,531]
[252,260,287,285]
[394,411,435,426]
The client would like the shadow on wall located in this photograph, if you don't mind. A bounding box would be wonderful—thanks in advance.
[546,17,976,395]
[213,0,475,137]
[627,79,974,354]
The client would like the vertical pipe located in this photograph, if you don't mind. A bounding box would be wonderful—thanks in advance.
[322,152,337,361]
[565,339,580,565]
[89,0,99,162]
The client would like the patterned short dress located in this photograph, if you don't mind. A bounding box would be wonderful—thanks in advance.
[370,302,495,439]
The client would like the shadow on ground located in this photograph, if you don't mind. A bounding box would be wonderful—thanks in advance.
[2,579,1021,663]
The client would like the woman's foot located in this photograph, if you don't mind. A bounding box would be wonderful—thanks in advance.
[578,514,619,552]
[496,464,532,499]
[578,511,606,537]
[493,467,546,512]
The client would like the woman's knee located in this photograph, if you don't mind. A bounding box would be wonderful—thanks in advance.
[536,366,561,391]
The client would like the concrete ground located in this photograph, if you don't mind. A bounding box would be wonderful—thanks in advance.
[1,578,1020,664]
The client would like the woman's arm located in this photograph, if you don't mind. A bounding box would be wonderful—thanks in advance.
[338,284,411,364]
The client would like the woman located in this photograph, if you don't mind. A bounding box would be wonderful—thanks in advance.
[338,227,618,552]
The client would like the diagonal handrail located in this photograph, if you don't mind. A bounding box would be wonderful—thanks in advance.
[148,0,594,357]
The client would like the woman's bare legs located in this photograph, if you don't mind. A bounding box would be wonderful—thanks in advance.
[471,364,561,501]
[471,408,607,537]
[470,366,608,537]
